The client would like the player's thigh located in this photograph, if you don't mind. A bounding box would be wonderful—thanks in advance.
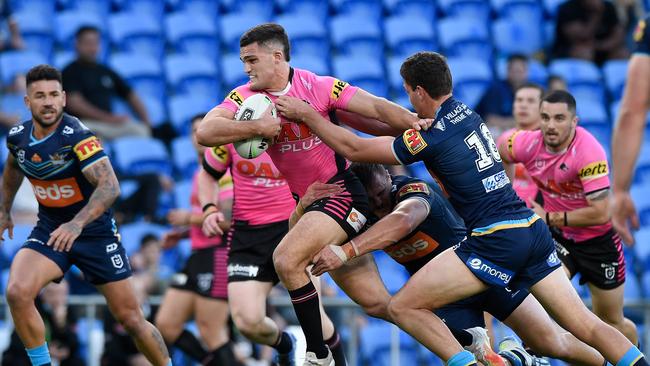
[228,280,274,323]
[588,283,625,322]
[329,254,391,318]
[8,248,65,294]
[503,294,565,350]
[97,278,144,323]
[155,288,195,328]
[195,296,230,332]
[391,248,488,311]
[274,211,348,267]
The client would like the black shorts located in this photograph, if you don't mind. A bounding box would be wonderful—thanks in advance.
[553,229,626,290]
[303,169,370,240]
[170,246,229,299]
[226,220,288,284]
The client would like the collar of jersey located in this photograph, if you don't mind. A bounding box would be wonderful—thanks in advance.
[268,67,294,96]
[29,123,58,146]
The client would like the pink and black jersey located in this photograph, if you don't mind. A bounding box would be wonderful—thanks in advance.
[497,128,539,206]
[203,144,294,225]
[216,67,358,198]
[189,171,233,250]
[503,127,611,242]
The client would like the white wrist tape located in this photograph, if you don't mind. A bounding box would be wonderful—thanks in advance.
[330,245,349,263]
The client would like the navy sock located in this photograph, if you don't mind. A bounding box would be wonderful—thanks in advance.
[450,327,474,347]
[325,330,347,365]
[173,329,208,362]
[288,281,328,358]
[273,331,293,354]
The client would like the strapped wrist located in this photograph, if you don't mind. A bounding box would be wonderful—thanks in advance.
[202,206,219,222]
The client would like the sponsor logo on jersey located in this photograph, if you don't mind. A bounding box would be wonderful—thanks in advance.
[74,136,103,161]
[547,251,560,266]
[228,263,260,278]
[397,182,430,198]
[635,19,646,43]
[403,129,427,155]
[9,125,24,136]
[30,177,83,207]
[331,79,349,99]
[62,126,74,135]
[228,90,244,106]
[211,146,229,164]
[481,170,510,193]
[578,161,608,180]
[31,153,42,163]
[106,243,118,253]
[466,254,513,286]
[49,153,68,166]
[346,207,367,233]
[385,231,439,263]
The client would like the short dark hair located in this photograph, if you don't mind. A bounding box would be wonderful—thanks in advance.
[542,90,576,114]
[240,23,291,61]
[26,64,62,88]
[75,25,100,40]
[351,163,385,189]
[400,52,452,99]
[507,54,528,65]
[515,82,544,98]
[140,233,159,248]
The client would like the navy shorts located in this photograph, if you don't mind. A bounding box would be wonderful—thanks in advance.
[23,225,132,285]
[436,287,529,329]
[170,245,229,299]
[454,215,561,291]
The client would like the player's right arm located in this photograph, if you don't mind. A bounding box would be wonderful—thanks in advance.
[0,154,24,240]
[199,146,232,236]
[196,105,280,147]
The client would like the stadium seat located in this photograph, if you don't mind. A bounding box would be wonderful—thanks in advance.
[447,57,493,108]
[219,13,269,54]
[291,54,330,76]
[332,0,383,20]
[603,60,629,101]
[330,15,383,57]
[0,224,32,260]
[165,11,219,61]
[549,59,605,104]
[8,0,55,15]
[108,12,164,59]
[14,11,54,59]
[274,14,329,59]
[387,56,405,95]
[384,14,436,57]
[117,0,166,19]
[437,0,490,26]
[171,136,198,178]
[0,51,48,86]
[438,16,491,59]
[119,221,169,255]
[634,227,650,263]
[636,141,650,185]
[173,179,194,210]
[53,51,76,69]
[492,17,544,57]
[174,0,220,17]
[0,93,31,123]
[383,0,436,18]
[625,270,642,301]
[55,10,105,52]
[109,53,165,103]
[220,0,275,20]
[333,55,388,98]
[632,185,650,226]
[112,136,172,176]
[165,54,220,100]
[491,0,543,25]
[360,322,418,365]
[279,0,329,19]
[140,94,168,127]
[543,0,565,17]
[221,53,249,93]
[64,0,112,14]
[576,98,609,126]
[169,94,217,134]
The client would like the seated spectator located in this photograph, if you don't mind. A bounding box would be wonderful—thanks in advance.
[548,74,568,91]
[476,54,529,135]
[62,26,150,140]
[553,0,629,65]
[130,233,165,297]
[0,2,24,51]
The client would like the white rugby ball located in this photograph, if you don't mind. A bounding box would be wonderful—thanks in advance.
[233,93,276,159]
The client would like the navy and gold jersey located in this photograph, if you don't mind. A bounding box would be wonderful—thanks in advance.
[391,97,530,228]
[633,14,650,55]
[384,175,466,274]
[6,114,115,237]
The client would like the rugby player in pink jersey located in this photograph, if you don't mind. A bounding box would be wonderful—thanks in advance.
[498,90,638,344]
[196,23,425,366]
[497,83,545,206]
[200,142,346,365]
[154,115,241,366]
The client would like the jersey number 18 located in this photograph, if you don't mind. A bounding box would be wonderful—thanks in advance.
[464,123,502,172]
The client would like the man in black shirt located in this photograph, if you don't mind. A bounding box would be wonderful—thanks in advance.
[62,26,150,139]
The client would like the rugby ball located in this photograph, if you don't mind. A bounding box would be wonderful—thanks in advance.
[233,93,276,159]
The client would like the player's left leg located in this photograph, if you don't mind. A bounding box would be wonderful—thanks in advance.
[195,296,240,365]
[98,278,171,366]
[588,283,638,345]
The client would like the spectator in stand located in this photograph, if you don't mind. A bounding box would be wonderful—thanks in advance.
[553,0,629,65]
[0,1,23,52]
[130,234,165,298]
[62,26,150,140]
[548,75,569,92]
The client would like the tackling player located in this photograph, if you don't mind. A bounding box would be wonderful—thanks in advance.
[0,65,172,366]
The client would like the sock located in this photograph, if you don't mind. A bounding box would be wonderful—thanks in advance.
[447,350,477,366]
[616,346,647,366]
[325,330,347,365]
[205,341,243,366]
[450,327,474,347]
[26,343,51,366]
[173,329,208,362]
[273,331,293,354]
[289,281,328,358]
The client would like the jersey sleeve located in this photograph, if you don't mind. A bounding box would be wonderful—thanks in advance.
[394,178,434,214]
[577,137,610,195]
[391,128,435,165]
[72,128,107,170]
[502,130,537,164]
[202,145,231,180]
[633,16,650,55]
[311,74,359,111]
[216,87,247,114]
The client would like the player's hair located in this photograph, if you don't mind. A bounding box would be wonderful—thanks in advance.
[26,64,62,87]
[351,163,386,189]
[542,90,576,114]
[240,23,291,61]
[515,82,544,98]
[190,113,206,124]
[400,52,452,99]
[75,25,100,40]
[507,54,528,65]
[140,233,159,248]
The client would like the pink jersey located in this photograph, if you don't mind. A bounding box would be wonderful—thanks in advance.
[216,67,358,197]
[190,171,233,250]
[497,128,539,206]
[504,127,611,242]
[204,144,294,225]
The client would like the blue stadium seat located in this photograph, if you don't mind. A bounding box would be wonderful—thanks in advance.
[0,51,48,86]
[14,11,54,59]
[65,0,112,14]
[492,17,544,57]
[333,55,388,98]
[118,221,169,255]
[492,0,543,25]
[172,136,198,178]
[169,94,216,134]
[576,99,609,126]
[625,270,642,301]
[55,10,105,52]
[1,224,32,260]
[108,12,164,59]
[165,11,219,61]
[53,51,76,69]
[291,54,330,76]
[332,0,383,20]
[112,136,172,176]
[438,16,491,59]
[330,15,383,57]
[166,54,220,100]
[141,94,168,127]
[544,0,566,17]
[549,59,605,104]
[221,53,249,93]
[384,0,436,18]
[437,0,490,26]
[117,0,166,19]
[632,185,650,225]
[636,141,650,185]
[173,179,194,210]
[8,0,55,15]
[360,322,418,365]
[109,53,165,104]
[275,14,329,59]
[633,227,650,263]
[0,93,31,122]
[1,269,9,294]
[384,14,436,57]
[174,0,219,17]
[387,56,404,95]
[220,0,275,20]
[219,13,269,54]
[279,0,329,19]
[447,57,493,108]
[603,60,628,101]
